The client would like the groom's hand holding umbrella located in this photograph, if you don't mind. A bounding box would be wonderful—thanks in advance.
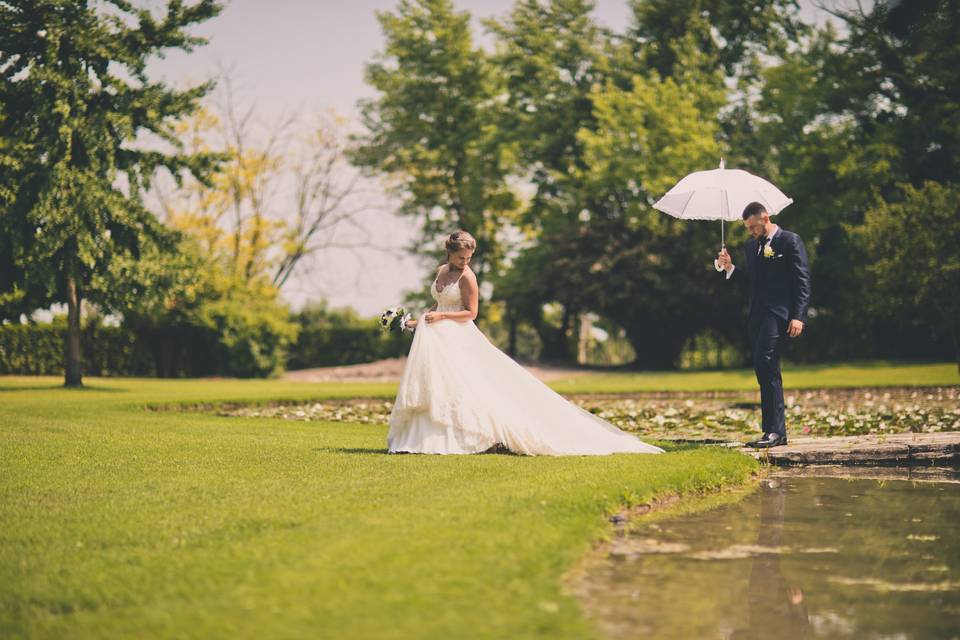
[716,247,733,273]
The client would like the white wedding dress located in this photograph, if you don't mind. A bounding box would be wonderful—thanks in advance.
[387,274,664,456]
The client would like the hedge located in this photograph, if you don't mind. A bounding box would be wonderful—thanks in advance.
[0,321,410,377]
[0,321,153,376]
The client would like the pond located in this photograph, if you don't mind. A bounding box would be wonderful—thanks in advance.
[218,385,960,441]
[570,470,960,639]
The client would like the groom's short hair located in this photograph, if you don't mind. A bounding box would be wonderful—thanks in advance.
[742,202,767,219]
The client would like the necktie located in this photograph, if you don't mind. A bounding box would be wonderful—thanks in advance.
[757,236,767,256]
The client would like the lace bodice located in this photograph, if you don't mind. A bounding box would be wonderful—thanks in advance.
[431,277,465,312]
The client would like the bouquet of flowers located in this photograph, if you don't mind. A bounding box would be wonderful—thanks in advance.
[379,306,412,333]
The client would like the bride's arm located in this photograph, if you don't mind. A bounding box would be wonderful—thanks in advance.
[407,267,445,329]
[426,271,478,323]
[403,302,436,329]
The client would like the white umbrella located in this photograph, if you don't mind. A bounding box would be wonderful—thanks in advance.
[653,158,793,269]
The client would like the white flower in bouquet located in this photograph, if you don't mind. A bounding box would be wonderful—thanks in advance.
[379,307,412,333]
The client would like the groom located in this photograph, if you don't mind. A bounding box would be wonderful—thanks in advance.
[717,202,811,448]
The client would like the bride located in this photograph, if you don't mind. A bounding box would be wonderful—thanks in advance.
[388,230,663,456]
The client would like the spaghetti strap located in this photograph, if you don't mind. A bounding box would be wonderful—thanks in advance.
[434,264,467,294]
[433,265,445,293]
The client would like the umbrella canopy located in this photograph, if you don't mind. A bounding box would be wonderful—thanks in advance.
[653,158,793,221]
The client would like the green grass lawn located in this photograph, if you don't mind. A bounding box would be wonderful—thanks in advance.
[550,360,959,394]
[0,377,757,640]
[1,361,954,639]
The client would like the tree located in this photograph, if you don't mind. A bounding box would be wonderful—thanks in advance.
[273,110,378,289]
[485,0,605,198]
[487,0,805,367]
[725,24,894,360]
[624,0,805,78]
[822,0,960,187]
[107,228,298,378]
[352,0,517,282]
[154,89,376,295]
[485,0,607,360]
[821,0,960,362]
[731,0,960,361]
[571,65,727,368]
[854,182,960,372]
[0,0,222,386]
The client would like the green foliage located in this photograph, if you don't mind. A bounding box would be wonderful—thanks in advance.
[0,317,153,376]
[362,1,757,366]
[726,1,960,365]
[624,0,806,77]
[198,294,299,378]
[287,302,410,369]
[0,302,297,378]
[485,0,605,194]
[352,0,517,278]
[0,0,222,384]
[485,0,958,367]
[854,182,960,368]
[827,0,960,186]
[480,1,758,367]
[120,236,299,378]
[0,323,62,375]
[0,236,300,379]
[577,69,723,207]
[484,1,611,360]
[529,53,731,368]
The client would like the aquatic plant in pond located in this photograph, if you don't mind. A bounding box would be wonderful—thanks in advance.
[222,386,960,441]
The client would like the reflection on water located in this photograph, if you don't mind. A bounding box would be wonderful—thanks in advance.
[571,474,960,639]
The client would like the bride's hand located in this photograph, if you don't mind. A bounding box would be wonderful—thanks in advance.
[424,312,444,324]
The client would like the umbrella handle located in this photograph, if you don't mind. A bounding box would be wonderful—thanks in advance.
[714,219,726,271]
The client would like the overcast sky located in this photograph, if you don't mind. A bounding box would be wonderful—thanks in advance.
[146,0,838,316]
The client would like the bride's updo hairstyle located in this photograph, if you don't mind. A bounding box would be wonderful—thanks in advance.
[445,230,477,256]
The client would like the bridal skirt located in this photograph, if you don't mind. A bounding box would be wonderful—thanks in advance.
[387,318,664,456]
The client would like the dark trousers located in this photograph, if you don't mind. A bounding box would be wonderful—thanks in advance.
[748,313,787,436]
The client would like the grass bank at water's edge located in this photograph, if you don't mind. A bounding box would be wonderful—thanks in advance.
[0,378,757,639]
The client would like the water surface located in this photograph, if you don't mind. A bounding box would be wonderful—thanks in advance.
[571,472,960,639]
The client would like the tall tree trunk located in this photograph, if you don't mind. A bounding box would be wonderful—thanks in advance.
[535,304,577,364]
[577,313,591,365]
[65,274,83,387]
[950,322,959,376]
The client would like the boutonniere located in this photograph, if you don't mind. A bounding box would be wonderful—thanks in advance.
[762,245,775,258]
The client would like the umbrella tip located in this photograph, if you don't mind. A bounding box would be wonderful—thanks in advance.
[719,157,725,170]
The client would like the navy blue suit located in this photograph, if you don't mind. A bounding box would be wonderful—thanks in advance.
[727,228,811,437]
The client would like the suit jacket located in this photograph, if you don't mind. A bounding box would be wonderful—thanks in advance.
[729,227,811,323]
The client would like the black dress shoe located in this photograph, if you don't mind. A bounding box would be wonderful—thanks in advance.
[747,433,788,449]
